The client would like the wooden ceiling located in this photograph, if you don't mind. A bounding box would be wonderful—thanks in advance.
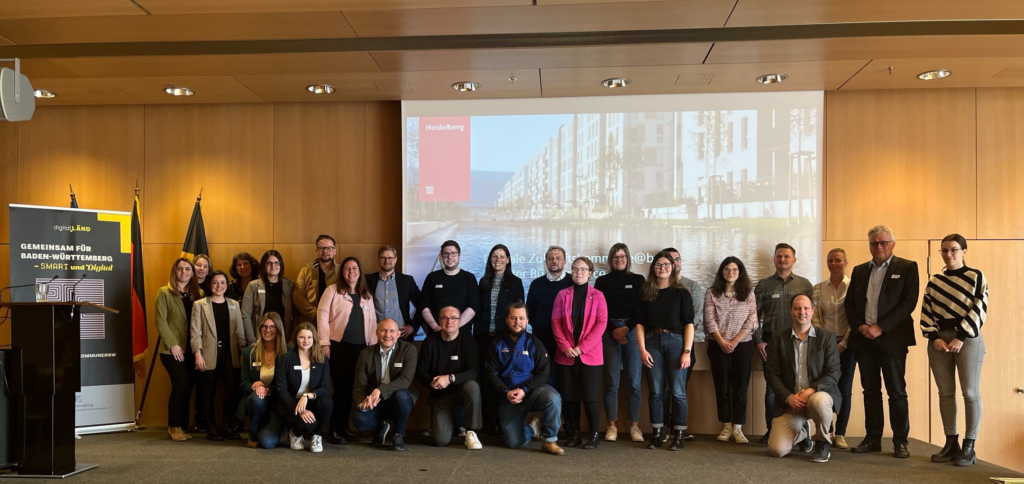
[0,0,1020,104]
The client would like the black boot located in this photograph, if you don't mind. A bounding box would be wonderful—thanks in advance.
[222,424,241,440]
[564,431,582,447]
[205,419,224,441]
[931,434,960,463]
[583,432,600,449]
[646,428,665,450]
[953,439,976,467]
[668,430,685,451]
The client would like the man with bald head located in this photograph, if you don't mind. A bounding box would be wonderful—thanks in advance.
[353,319,419,451]
[765,294,842,463]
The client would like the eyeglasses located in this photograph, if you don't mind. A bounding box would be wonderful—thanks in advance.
[316,247,335,252]
[670,257,681,262]
[265,261,282,267]
[439,316,461,322]
[654,263,672,269]
[939,248,962,255]
[260,325,277,331]
[869,241,894,248]
[571,267,591,273]
[441,252,459,259]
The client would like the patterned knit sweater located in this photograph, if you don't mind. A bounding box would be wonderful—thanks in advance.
[920,265,988,341]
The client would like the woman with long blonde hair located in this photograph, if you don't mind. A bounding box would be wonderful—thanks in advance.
[239,312,289,448]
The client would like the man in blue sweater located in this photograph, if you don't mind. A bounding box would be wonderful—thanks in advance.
[485,302,564,455]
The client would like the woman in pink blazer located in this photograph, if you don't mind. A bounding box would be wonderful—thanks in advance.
[316,256,377,444]
[552,256,608,450]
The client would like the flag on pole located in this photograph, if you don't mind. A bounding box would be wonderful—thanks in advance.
[70,184,78,208]
[131,192,147,362]
[180,192,209,260]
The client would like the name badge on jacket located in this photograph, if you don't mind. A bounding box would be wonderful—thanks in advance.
[394,363,403,368]
[625,285,633,289]
[891,274,901,279]
[450,355,459,360]
[772,293,781,298]
[252,362,261,367]
[293,365,302,370]
[522,350,529,355]
[435,284,443,289]
[258,289,266,294]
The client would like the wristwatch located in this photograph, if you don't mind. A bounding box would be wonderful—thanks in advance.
[448,374,455,384]
[304,392,314,400]
[683,349,691,354]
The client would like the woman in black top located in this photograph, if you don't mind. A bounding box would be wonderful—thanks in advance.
[635,251,694,451]
[276,323,333,453]
[477,244,525,435]
[227,252,259,302]
[190,271,245,440]
[154,258,203,441]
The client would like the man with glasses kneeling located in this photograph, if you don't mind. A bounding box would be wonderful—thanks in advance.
[485,302,564,456]
[416,306,483,450]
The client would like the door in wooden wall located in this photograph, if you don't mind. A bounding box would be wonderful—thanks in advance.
[926,240,1024,473]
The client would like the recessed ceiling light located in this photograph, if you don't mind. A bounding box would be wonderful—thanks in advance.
[755,74,788,84]
[164,85,194,97]
[917,69,951,81]
[307,84,335,94]
[33,89,56,99]
[451,82,480,92]
[601,78,631,89]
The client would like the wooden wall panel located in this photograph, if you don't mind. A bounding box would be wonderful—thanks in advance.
[0,120,16,242]
[976,88,1024,239]
[273,102,402,245]
[825,89,977,241]
[924,240,1024,473]
[822,239,932,443]
[144,104,274,245]
[17,105,144,213]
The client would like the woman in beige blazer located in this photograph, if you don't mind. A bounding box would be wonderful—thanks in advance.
[242,250,296,345]
[155,257,203,442]
[191,270,246,441]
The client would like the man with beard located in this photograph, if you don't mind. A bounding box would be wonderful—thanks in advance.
[526,245,573,377]
[294,235,340,326]
[420,240,480,333]
[366,245,422,341]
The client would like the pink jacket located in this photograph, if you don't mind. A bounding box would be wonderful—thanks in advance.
[316,284,378,347]
[551,285,608,366]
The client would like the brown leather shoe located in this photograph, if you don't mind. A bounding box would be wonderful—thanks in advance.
[542,441,565,456]
[168,427,188,442]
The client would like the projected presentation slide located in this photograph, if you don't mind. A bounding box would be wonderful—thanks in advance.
[403,92,823,298]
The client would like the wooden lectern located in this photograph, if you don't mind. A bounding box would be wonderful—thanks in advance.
[0,301,117,479]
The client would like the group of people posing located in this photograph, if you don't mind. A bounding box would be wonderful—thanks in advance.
[153,226,988,466]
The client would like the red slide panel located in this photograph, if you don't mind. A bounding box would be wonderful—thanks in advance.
[418,116,471,202]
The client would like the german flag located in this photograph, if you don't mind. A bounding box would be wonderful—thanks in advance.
[180,197,209,260]
[131,193,147,363]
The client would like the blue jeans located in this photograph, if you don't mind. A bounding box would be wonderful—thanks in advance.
[834,346,857,435]
[246,393,286,448]
[602,325,642,422]
[353,388,416,436]
[499,384,561,448]
[644,332,688,430]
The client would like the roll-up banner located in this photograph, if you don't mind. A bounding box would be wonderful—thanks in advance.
[8,204,135,431]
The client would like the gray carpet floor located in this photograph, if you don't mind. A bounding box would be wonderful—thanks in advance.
[5,429,1020,483]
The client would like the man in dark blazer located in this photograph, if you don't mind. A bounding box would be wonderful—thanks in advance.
[844,225,920,458]
[352,319,419,451]
[365,245,422,341]
[765,294,842,463]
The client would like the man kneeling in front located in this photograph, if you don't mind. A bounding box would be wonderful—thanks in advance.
[353,319,418,451]
[765,295,842,463]
[485,302,564,455]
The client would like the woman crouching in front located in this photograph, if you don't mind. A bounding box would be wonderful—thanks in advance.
[274,322,333,453]
[240,312,289,448]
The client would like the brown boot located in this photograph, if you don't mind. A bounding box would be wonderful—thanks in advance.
[168,427,188,442]
[542,441,565,456]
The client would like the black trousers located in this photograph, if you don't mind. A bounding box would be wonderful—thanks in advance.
[856,341,910,444]
[707,340,754,425]
[199,351,238,427]
[279,396,334,437]
[565,401,600,434]
[329,340,365,434]
[161,352,198,428]
[475,333,500,434]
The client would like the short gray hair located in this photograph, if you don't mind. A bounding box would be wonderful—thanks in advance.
[867,225,895,241]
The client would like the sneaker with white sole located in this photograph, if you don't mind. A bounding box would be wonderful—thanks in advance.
[717,423,733,442]
[289,429,305,450]
[630,426,644,442]
[526,416,541,441]
[465,430,482,450]
[732,425,749,444]
[605,426,618,442]
[310,435,323,453]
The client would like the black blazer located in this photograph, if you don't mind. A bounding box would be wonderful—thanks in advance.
[844,255,920,352]
[274,350,331,409]
[365,272,423,338]
[476,273,525,337]
[764,326,842,419]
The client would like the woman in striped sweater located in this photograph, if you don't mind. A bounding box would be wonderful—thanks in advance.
[921,233,988,467]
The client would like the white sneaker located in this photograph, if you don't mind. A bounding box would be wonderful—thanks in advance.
[717,423,733,442]
[310,435,323,453]
[732,425,748,444]
[526,416,541,441]
[630,425,644,442]
[464,430,482,450]
[289,429,305,450]
[605,425,618,442]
